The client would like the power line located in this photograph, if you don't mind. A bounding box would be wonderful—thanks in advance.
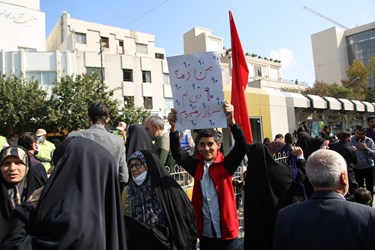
[123,0,169,28]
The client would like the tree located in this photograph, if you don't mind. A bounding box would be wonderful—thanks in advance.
[47,72,120,134]
[300,81,354,99]
[114,106,151,125]
[342,60,368,100]
[303,81,331,96]
[367,56,375,85]
[0,75,49,137]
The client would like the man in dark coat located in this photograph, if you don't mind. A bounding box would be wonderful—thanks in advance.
[274,149,375,250]
[329,131,358,197]
[17,132,48,183]
[365,114,375,142]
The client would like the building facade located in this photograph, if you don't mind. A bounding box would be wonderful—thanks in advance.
[0,0,46,52]
[312,21,375,86]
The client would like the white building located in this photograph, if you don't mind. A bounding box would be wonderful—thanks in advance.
[312,21,375,86]
[46,12,173,115]
[1,1,173,116]
[0,0,45,52]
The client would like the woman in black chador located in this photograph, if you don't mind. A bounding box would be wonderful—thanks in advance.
[244,143,306,250]
[1,137,127,250]
[0,146,44,243]
[124,150,197,250]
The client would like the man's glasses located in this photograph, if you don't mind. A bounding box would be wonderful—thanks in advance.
[129,163,143,170]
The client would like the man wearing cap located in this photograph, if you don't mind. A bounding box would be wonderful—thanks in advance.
[116,122,127,142]
[35,128,56,173]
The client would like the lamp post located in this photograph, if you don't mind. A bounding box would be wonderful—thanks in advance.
[346,76,360,87]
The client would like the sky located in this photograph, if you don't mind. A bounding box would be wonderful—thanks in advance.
[40,0,375,86]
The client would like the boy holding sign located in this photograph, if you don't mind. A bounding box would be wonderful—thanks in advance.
[167,101,247,250]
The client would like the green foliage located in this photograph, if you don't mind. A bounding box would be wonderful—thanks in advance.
[47,72,120,134]
[302,81,355,99]
[280,87,302,93]
[0,75,49,136]
[342,60,368,87]
[367,56,375,83]
[115,106,151,125]
[365,87,375,102]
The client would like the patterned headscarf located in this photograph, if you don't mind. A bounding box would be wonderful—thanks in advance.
[125,151,162,226]
[0,146,30,208]
[128,151,148,170]
[0,146,29,168]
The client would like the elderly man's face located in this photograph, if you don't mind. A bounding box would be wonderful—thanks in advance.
[144,119,159,140]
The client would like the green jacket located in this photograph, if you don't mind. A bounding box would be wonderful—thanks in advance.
[154,133,176,172]
[36,140,56,171]
[0,136,8,149]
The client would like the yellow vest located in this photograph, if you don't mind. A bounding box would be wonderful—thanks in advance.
[36,140,56,172]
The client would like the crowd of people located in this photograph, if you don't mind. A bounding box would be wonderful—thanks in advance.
[0,101,375,250]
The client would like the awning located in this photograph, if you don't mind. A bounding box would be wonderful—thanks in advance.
[323,96,341,110]
[283,92,310,108]
[362,101,374,113]
[338,98,354,111]
[351,100,365,112]
[306,94,327,109]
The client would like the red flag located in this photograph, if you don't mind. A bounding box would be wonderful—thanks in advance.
[229,11,253,144]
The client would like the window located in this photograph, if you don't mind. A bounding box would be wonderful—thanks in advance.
[118,40,124,54]
[254,65,262,77]
[86,67,105,80]
[123,69,133,82]
[124,96,134,108]
[136,43,148,54]
[163,73,170,85]
[100,37,109,48]
[144,97,153,109]
[155,53,164,59]
[165,98,174,110]
[75,32,87,44]
[25,71,57,85]
[142,71,151,83]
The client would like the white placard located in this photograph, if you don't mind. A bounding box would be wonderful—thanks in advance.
[167,52,226,130]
